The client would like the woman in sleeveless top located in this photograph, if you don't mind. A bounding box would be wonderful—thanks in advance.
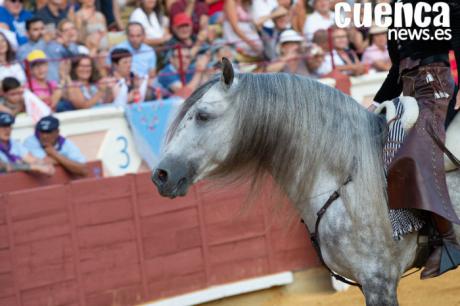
[64,55,111,110]
[223,0,263,59]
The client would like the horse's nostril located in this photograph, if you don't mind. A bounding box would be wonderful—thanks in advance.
[156,169,168,184]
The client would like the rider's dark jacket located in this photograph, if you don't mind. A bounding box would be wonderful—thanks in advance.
[374,0,460,103]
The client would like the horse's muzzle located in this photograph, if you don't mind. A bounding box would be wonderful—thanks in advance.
[151,157,193,198]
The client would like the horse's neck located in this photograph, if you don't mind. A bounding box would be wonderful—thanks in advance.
[289,168,342,229]
[282,164,390,234]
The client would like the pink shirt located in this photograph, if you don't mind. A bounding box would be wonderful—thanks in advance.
[27,78,58,107]
[362,45,390,65]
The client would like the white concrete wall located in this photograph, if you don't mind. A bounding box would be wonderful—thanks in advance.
[11,106,142,176]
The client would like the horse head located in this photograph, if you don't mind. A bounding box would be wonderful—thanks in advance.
[152,58,237,198]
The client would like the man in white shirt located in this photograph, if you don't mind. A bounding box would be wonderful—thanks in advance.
[303,0,334,42]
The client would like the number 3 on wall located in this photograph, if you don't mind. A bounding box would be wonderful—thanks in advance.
[116,136,130,169]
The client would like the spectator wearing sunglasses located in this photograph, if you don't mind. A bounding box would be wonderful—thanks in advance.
[0,0,32,45]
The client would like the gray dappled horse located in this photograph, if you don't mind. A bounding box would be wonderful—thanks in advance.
[152,59,460,306]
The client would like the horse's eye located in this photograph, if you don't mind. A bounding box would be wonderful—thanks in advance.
[196,112,210,122]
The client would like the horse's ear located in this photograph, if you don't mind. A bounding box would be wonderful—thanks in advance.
[220,57,234,88]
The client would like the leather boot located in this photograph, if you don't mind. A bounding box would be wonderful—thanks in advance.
[421,220,460,279]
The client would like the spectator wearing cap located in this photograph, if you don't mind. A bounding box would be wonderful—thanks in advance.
[361,25,391,72]
[0,112,54,174]
[164,13,208,62]
[113,22,157,78]
[35,0,69,27]
[0,31,26,85]
[0,0,32,45]
[169,0,208,36]
[26,49,66,110]
[266,29,310,75]
[128,0,171,47]
[23,115,87,176]
[0,77,25,116]
[109,48,141,104]
[157,47,210,96]
[303,0,334,42]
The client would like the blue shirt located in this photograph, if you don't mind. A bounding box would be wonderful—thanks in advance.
[35,5,68,26]
[17,39,47,64]
[0,140,28,163]
[158,64,194,93]
[45,41,79,81]
[23,135,86,163]
[0,6,32,45]
[112,41,157,77]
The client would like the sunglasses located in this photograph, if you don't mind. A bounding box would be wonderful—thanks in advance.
[9,0,23,3]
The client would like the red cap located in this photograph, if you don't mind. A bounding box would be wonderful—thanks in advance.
[173,13,192,27]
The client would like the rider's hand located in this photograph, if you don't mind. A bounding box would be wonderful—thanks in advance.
[367,101,379,112]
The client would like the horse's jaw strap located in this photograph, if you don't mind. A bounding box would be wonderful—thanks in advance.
[303,175,362,289]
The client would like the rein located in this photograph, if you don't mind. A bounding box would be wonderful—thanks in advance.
[302,175,363,288]
[427,124,460,170]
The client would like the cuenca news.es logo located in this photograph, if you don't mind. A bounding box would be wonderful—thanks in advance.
[335,2,452,41]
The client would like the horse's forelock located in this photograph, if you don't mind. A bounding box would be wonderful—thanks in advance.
[166,77,220,143]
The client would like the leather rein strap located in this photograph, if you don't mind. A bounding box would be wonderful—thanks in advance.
[427,124,460,170]
[303,176,362,288]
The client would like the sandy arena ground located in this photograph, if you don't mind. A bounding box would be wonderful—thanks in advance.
[203,268,460,306]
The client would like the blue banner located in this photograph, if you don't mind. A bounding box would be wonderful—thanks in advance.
[125,98,183,168]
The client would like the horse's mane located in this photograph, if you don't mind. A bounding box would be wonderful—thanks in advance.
[169,73,388,208]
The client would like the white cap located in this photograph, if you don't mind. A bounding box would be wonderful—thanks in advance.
[278,29,304,44]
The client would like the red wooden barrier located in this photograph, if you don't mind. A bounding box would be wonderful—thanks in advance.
[0,173,319,306]
[0,161,103,193]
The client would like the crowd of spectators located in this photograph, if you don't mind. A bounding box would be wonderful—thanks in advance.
[0,0,393,175]
[0,0,392,116]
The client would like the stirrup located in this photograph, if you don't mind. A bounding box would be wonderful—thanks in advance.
[439,241,460,275]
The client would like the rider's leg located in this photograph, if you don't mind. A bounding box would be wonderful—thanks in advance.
[421,214,460,279]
